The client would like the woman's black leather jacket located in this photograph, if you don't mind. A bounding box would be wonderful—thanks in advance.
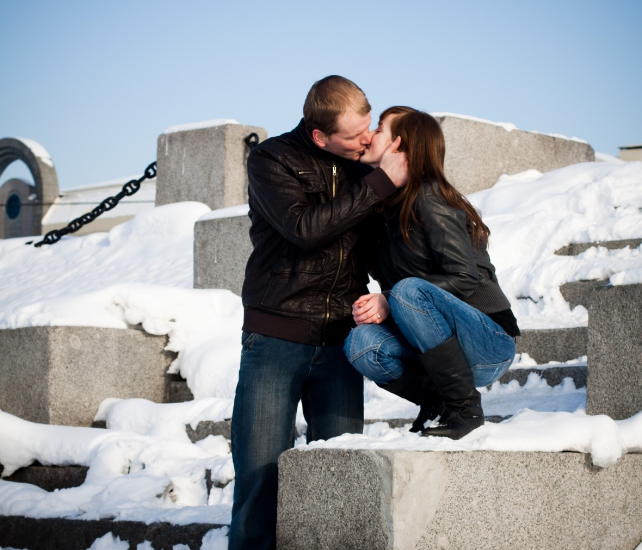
[375,181,514,320]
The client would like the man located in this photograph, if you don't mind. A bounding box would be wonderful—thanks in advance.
[229,75,407,549]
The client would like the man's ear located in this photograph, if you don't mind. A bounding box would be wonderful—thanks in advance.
[312,129,328,149]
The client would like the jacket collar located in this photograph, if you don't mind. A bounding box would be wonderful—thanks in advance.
[292,118,341,162]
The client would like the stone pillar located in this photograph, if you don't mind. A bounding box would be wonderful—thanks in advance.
[155,122,267,210]
[587,284,642,419]
[194,213,252,295]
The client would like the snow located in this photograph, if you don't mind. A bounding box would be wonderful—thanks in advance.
[163,119,239,134]
[0,159,641,540]
[199,204,249,221]
[301,409,641,469]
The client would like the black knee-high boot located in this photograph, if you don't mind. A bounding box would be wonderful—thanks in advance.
[417,335,484,440]
[376,362,444,432]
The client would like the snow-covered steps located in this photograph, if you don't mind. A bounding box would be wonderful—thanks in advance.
[0,516,226,550]
[515,327,586,363]
[277,449,642,550]
[555,239,642,309]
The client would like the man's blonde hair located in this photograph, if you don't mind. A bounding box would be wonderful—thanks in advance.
[303,75,371,136]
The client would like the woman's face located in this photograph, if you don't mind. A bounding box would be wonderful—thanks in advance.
[360,115,395,167]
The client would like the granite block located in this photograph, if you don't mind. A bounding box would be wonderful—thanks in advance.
[435,115,595,195]
[277,449,642,550]
[587,284,642,419]
[194,215,252,294]
[156,123,267,210]
[0,326,174,426]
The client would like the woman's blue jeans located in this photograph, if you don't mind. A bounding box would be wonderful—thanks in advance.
[229,332,364,550]
[344,278,516,387]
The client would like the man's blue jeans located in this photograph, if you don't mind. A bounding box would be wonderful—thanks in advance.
[229,332,364,550]
[344,278,515,387]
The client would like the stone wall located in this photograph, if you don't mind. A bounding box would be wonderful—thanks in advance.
[436,115,595,195]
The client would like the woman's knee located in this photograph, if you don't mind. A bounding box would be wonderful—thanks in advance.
[343,324,379,363]
[389,278,443,319]
[391,277,440,302]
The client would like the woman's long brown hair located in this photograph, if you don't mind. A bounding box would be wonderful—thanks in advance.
[380,106,490,248]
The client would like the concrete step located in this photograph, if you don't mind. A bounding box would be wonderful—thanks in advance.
[515,327,587,364]
[277,449,642,550]
[554,238,641,256]
[0,516,223,550]
[0,463,88,491]
[500,364,586,388]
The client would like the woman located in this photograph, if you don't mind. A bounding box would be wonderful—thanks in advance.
[344,107,520,440]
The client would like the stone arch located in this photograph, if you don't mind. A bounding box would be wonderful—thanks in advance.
[0,137,59,236]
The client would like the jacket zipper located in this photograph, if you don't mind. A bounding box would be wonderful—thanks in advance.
[323,162,342,345]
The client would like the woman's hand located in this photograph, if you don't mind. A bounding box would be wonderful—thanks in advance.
[352,293,390,325]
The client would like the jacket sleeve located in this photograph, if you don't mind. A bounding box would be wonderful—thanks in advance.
[418,193,480,299]
[247,148,396,250]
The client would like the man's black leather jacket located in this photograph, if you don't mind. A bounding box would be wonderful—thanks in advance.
[241,119,396,346]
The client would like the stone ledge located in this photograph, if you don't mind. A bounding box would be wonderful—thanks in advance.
[277,449,642,550]
[0,516,223,550]
[515,327,587,364]
[554,238,642,256]
[435,115,595,195]
[560,279,608,310]
[500,365,586,387]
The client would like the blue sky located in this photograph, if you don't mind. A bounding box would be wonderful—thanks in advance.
[1,0,640,190]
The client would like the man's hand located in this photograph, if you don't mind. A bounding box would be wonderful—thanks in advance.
[352,293,390,325]
[379,136,408,189]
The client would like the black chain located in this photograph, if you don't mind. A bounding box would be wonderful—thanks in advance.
[244,133,260,150]
[31,161,157,247]
[30,132,259,248]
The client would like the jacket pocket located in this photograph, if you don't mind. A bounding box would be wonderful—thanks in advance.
[261,253,329,314]
[297,170,327,194]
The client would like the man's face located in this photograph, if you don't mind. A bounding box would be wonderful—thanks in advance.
[314,109,372,161]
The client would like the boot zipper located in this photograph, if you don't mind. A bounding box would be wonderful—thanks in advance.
[323,163,342,345]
